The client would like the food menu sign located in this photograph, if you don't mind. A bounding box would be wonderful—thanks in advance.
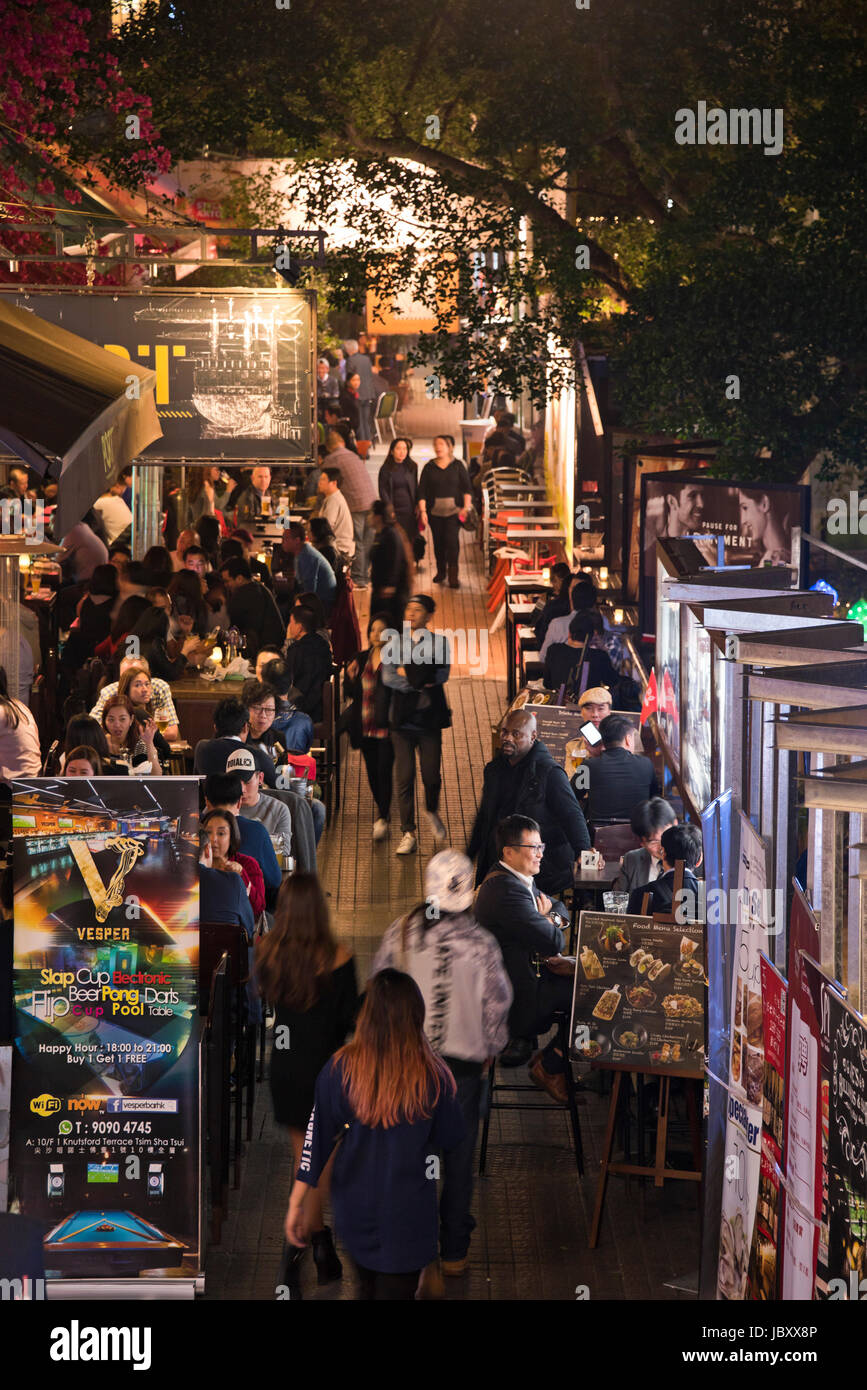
[824,990,867,1297]
[10,778,201,1285]
[746,955,787,1300]
[717,814,770,1300]
[570,912,706,1075]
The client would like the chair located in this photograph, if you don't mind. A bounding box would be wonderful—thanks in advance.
[199,922,256,1185]
[592,822,641,861]
[373,390,399,443]
[310,673,339,823]
[478,1012,584,1176]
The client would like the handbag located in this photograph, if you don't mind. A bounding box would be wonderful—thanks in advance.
[460,507,478,532]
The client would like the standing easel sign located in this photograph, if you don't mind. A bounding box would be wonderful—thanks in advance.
[570,906,708,1248]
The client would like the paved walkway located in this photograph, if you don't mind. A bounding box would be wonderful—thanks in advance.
[204,460,702,1301]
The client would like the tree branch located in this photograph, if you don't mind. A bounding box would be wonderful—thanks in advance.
[342,122,633,300]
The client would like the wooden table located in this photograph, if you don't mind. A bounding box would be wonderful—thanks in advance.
[169,675,246,748]
[569,858,622,949]
[505,526,566,567]
[506,601,538,700]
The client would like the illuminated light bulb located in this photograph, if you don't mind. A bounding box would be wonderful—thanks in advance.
[18,553,32,571]
[613,608,624,625]
[210,646,223,665]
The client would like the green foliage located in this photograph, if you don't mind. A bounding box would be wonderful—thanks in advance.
[116,0,866,481]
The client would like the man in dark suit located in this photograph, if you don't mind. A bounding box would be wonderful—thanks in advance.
[613,797,678,893]
[219,556,286,660]
[468,709,590,894]
[627,823,703,917]
[474,815,575,1103]
[582,713,659,825]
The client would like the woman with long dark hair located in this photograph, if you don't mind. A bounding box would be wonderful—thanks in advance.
[284,968,464,1301]
[417,436,472,588]
[378,436,418,542]
[60,715,127,775]
[0,665,41,777]
[256,874,358,1295]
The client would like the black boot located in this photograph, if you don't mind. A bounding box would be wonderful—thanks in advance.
[433,570,445,584]
[280,1243,306,1299]
[447,564,460,589]
[311,1226,343,1285]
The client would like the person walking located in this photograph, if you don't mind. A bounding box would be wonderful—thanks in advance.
[368,500,409,626]
[416,436,473,588]
[382,595,451,855]
[256,874,358,1298]
[342,338,379,445]
[468,709,590,894]
[284,968,465,1301]
[342,613,394,841]
[371,851,512,1289]
[322,426,376,587]
[378,437,419,543]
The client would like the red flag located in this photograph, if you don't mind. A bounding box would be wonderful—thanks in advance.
[640,668,658,726]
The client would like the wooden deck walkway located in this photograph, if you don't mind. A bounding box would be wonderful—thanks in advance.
[318,525,506,976]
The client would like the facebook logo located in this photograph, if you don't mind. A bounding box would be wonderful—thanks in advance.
[106,1099,124,1113]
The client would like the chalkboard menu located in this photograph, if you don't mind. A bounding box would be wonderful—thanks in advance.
[510,695,639,768]
[570,911,706,1075]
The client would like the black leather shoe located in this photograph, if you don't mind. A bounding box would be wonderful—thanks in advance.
[498,1038,533,1068]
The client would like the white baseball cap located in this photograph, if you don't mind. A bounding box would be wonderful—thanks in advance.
[424,850,475,914]
[225,747,257,780]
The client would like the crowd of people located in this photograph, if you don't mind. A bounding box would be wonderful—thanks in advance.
[0,375,696,1302]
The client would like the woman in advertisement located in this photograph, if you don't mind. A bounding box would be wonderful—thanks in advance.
[736,489,791,565]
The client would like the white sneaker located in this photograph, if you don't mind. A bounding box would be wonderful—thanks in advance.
[372,818,388,841]
[396,832,418,855]
[426,812,448,846]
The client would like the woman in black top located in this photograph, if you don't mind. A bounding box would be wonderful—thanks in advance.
[62,563,118,674]
[416,435,473,588]
[378,436,418,542]
[308,515,342,580]
[256,873,358,1291]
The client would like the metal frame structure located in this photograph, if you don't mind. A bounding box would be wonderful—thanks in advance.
[0,223,326,273]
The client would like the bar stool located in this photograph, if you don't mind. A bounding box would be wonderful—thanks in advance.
[478,1012,584,1176]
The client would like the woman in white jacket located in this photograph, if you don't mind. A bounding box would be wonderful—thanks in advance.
[371,850,512,1286]
[0,664,41,777]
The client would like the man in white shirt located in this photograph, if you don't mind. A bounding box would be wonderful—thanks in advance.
[323,427,376,587]
[227,746,293,853]
[93,481,133,545]
[314,467,355,564]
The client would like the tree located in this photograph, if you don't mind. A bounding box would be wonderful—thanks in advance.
[0,0,170,284]
[115,0,866,478]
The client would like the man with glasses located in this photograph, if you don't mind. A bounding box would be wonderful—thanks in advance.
[475,815,576,1101]
[468,709,590,892]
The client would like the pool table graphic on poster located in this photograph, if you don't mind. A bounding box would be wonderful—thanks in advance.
[43,1210,186,1275]
[11,778,201,1283]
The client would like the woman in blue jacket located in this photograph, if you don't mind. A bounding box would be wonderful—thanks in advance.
[284,968,465,1300]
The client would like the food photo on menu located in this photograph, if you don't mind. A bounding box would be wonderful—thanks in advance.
[571,912,707,1073]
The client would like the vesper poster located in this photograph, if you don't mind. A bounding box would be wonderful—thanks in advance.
[9,778,201,1283]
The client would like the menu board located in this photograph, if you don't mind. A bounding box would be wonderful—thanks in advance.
[570,911,706,1075]
[717,814,770,1300]
[747,955,787,1300]
[825,990,867,1296]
